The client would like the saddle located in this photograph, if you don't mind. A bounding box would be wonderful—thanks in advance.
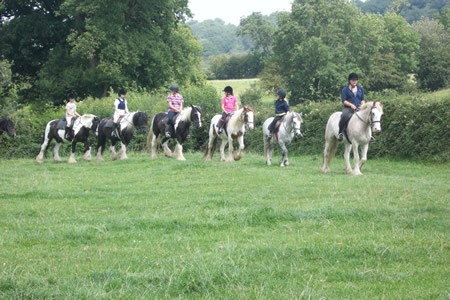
[274,115,286,134]
[103,117,114,129]
[56,120,67,130]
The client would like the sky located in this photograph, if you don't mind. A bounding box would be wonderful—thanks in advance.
[187,0,294,25]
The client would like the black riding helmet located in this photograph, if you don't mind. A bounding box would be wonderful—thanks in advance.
[67,93,75,100]
[170,84,179,93]
[223,86,233,95]
[276,89,286,99]
[348,73,358,81]
[118,89,127,96]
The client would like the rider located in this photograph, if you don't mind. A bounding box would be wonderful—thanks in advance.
[338,73,375,143]
[165,84,184,138]
[64,93,80,140]
[217,86,238,134]
[112,89,129,138]
[267,89,290,140]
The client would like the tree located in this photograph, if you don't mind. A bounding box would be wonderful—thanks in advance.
[0,0,202,105]
[413,17,450,90]
[237,12,276,58]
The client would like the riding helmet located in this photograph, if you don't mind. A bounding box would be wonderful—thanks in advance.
[170,84,179,93]
[118,89,127,96]
[348,73,359,81]
[223,86,233,95]
[67,93,75,100]
[276,89,286,99]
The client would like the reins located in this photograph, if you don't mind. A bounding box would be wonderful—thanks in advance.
[354,107,380,128]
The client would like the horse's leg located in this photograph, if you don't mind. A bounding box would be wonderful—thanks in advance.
[225,137,234,162]
[162,139,172,158]
[36,135,51,163]
[110,139,118,160]
[151,133,158,159]
[53,143,63,162]
[234,135,245,161]
[352,142,363,176]
[320,140,331,172]
[359,143,369,170]
[264,136,272,166]
[219,138,227,162]
[118,142,128,160]
[96,136,105,162]
[174,142,186,161]
[83,139,92,161]
[344,143,353,174]
[205,127,215,161]
[279,141,288,167]
[68,141,77,163]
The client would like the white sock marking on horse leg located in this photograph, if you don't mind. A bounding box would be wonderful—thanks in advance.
[96,150,104,162]
[53,143,62,162]
[83,148,92,161]
[68,152,77,163]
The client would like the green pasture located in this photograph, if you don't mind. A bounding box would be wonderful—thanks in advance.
[207,79,273,104]
[0,153,448,298]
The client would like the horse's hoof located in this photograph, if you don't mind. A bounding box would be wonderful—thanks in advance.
[284,162,289,166]
[346,169,353,174]
[96,158,104,162]
[320,168,330,173]
[266,161,271,166]
[176,157,186,161]
[151,155,157,159]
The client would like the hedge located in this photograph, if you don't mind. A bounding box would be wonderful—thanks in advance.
[0,88,448,162]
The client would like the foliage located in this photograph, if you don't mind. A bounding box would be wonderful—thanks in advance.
[412,18,450,90]
[207,53,263,80]
[237,12,275,57]
[239,82,263,107]
[273,0,419,104]
[0,153,448,298]
[188,19,252,58]
[0,0,202,105]
[355,0,449,23]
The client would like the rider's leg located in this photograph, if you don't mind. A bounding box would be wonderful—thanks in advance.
[217,112,226,134]
[338,107,354,141]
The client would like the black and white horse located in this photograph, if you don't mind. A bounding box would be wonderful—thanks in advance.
[0,117,16,137]
[36,114,100,163]
[147,105,202,160]
[96,111,148,161]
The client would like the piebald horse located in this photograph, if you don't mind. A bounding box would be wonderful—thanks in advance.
[320,101,383,175]
[148,105,202,160]
[0,118,16,137]
[96,111,148,161]
[262,111,304,167]
[205,106,254,162]
[36,114,100,163]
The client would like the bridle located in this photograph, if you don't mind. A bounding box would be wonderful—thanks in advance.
[354,107,380,129]
[243,108,254,128]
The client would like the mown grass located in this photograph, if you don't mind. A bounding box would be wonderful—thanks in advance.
[0,152,449,298]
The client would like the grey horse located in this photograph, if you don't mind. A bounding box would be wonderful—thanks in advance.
[263,111,304,167]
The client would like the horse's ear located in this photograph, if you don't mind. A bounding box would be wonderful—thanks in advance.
[191,104,193,108]
[251,105,255,110]
[300,112,303,116]
[372,101,376,107]
[380,101,383,106]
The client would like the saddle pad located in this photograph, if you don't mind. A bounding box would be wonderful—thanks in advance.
[104,118,114,129]
[56,120,67,130]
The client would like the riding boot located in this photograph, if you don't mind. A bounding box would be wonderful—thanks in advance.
[165,125,171,138]
[217,119,224,134]
[337,132,344,141]
[112,123,118,137]
[64,127,71,141]
[370,136,376,144]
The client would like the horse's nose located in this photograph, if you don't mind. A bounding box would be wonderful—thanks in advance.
[373,127,381,133]
[296,132,304,138]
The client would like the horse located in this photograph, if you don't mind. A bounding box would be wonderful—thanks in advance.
[262,111,304,167]
[96,111,148,161]
[147,105,202,160]
[320,101,383,175]
[36,114,100,163]
[204,106,254,162]
[0,118,16,137]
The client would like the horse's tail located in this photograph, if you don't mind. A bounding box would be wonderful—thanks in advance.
[204,134,218,159]
[328,139,339,162]
[146,115,156,152]
[263,135,267,157]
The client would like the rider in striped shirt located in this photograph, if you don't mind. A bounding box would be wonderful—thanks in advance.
[165,84,184,138]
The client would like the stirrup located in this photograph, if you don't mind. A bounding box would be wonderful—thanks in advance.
[337,132,344,141]
[370,136,376,144]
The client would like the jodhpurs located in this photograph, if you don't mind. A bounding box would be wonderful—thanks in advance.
[338,107,356,133]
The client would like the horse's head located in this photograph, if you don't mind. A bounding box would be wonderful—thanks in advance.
[91,116,101,136]
[190,105,202,128]
[242,106,254,130]
[292,112,304,138]
[4,118,16,137]
[371,101,383,133]
[132,112,148,133]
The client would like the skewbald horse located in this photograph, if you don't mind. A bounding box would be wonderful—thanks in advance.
[96,111,148,161]
[36,114,100,163]
[320,101,383,175]
[147,105,202,160]
[0,118,16,137]
[204,106,254,162]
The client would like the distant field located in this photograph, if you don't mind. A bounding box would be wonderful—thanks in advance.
[208,78,273,104]
[0,153,448,298]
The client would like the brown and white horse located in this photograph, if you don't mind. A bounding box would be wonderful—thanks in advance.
[36,114,100,163]
[320,101,383,175]
[205,106,254,162]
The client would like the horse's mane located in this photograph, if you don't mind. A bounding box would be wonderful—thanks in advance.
[360,102,383,113]
[179,106,192,122]
[229,107,245,128]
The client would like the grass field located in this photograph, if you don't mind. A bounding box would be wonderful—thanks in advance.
[0,153,449,298]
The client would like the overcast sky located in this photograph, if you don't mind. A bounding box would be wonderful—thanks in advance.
[188,0,294,25]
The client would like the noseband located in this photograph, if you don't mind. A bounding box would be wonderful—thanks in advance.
[243,109,254,127]
[354,107,380,129]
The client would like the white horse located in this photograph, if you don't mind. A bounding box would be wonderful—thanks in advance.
[204,106,254,162]
[36,114,100,163]
[320,101,383,175]
[262,111,304,167]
